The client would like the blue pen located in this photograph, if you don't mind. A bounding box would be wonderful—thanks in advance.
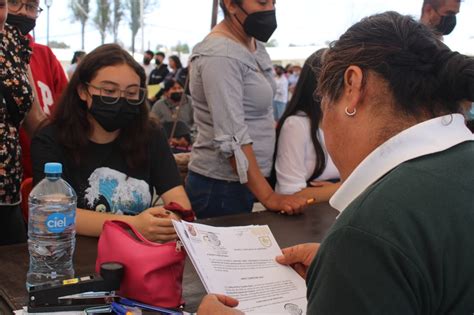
[119,298,183,315]
[111,302,129,315]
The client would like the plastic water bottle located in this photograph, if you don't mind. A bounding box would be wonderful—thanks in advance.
[27,162,77,289]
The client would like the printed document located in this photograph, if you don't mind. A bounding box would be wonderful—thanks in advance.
[173,221,307,314]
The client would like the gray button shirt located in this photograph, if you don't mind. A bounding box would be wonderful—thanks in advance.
[189,36,276,183]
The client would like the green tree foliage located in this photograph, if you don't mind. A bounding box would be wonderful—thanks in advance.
[94,0,111,45]
[172,41,190,55]
[265,39,278,47]
[69,0,90,50]
[48,40,70,49]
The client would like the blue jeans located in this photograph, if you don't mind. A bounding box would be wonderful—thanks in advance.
[273,100,287,121]
[185,171,255,219]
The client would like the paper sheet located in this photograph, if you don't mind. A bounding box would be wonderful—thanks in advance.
[173,221,307,314]
[147,84,161,99]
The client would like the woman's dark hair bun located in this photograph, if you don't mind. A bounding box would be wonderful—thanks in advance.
[436,48,474,102]
[319,11,474,116]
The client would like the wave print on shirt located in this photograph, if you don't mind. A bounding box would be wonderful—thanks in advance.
[84,167,151,215]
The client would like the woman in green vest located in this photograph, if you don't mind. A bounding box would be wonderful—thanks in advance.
[197,11,474,315]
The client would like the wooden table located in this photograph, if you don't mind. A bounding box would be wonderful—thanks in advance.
[0,203,338,313]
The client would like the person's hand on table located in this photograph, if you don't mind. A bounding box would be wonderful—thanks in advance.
[197,294,244,315]
[131,206,180,242]
[263,192,307,215]
[276,243,320,279]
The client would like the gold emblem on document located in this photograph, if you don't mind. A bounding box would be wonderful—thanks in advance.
[258,236,272,247]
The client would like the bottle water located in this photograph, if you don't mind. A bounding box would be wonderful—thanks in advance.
[27,162,77,289]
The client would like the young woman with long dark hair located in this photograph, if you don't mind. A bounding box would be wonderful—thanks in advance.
[274,49,340,203]
[31,44,192,242]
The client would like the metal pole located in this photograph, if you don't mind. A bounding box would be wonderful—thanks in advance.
[46,6,50,46]
[45,0,53,46]
[140,0,144,53]
[211,0,218,29]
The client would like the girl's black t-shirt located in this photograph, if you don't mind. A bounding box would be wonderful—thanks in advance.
[31,124,181,215]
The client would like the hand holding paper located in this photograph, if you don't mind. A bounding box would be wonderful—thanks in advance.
[276,243,320,279]
[173,221,308,314]
[197,294,244,315]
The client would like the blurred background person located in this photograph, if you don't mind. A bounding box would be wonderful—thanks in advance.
[148,51,169,104]
[149,51,169,85]
[151,78,194,152]
[272,64,288,121]
[1,0,46,245]
[166,55,183,81]
[287,64,301,100]
[141,49,154,82]
[186,0,306,218]
[420,0,461,36]
[67,50,86,79]
[274,49,340,203]
[6,0,68,180]
[151,78,193,131]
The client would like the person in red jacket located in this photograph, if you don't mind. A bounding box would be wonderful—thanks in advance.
[7,0,68,179]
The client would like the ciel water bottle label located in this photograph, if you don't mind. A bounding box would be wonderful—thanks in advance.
[45,213,74,233]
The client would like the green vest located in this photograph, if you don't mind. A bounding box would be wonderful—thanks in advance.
[307,141,474,314]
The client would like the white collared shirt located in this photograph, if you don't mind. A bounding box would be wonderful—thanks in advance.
[330,114,474,212]
[275,114,339,195]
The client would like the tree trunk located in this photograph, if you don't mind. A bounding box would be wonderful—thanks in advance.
[81,22,85,50]
[131,33,135,55]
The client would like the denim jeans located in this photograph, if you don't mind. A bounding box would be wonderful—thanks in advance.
[185,171,255,219]
[273,100,287,121]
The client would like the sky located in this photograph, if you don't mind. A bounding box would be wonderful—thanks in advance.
[32,0,474,56]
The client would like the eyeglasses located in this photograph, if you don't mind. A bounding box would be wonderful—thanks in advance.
[86,83,147,106]
[7,0,43,18]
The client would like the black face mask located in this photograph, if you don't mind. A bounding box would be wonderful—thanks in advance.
[170,92,183,102]
[6,14,36,36]
[435,14,456,35]
[143,57,151,65]
[236,6,277,42]
[89,95,141,132]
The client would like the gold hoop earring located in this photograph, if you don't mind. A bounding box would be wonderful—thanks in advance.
[345,107,356,116]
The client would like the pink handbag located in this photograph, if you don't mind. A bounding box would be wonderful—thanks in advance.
[95,220,186,308]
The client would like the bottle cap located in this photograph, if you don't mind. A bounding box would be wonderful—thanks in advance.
[44,162,62,174]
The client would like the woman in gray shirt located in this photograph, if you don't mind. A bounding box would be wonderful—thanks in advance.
[185,0,306,218]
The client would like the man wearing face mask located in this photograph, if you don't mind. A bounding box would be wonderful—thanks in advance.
[149,51,169,86]
[6,0,68,181]
[185,0,307,219]
[141,50,154,82]
[148,51,170,104]
[420,0,461,37]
